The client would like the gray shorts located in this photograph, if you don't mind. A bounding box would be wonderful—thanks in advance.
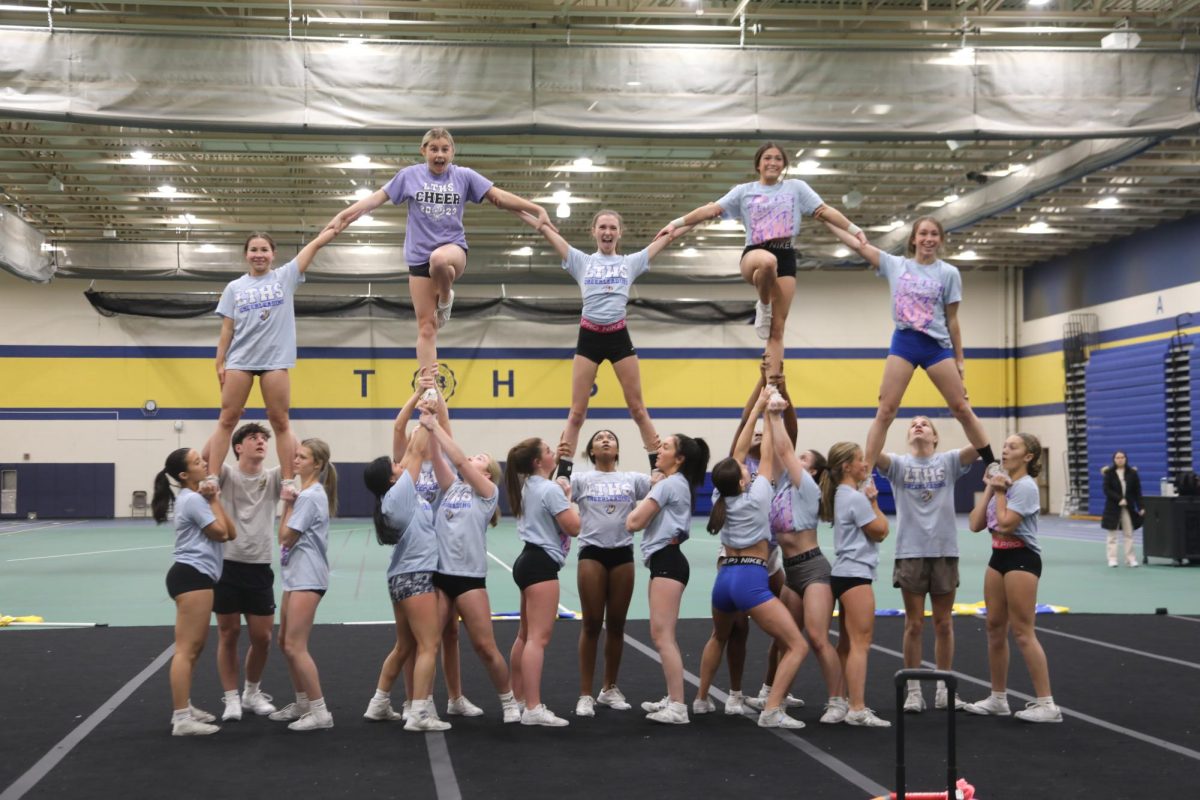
[783,549,832,596]
[388,571,435,602]
[892,557,959,596]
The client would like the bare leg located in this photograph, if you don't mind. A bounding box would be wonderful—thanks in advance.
[901,589,927,670]
[278,591,324,701]
[864,355,918,469]
[602,562,635,689]
[696,610,738,701]
[925,358,990,451]
[206,370,254,476]
[562,356,601,464]
[1005,571,1052,697]
[930,590,956,672]
[455,589,512,693]
[748,597,808,712]
[258,369,295,480]
[216,613,242,692]
[612,355,659,453]
[577,558,607,697]
[801,582,843,698]
[982,567,1010,693]
[519,580,561,709]
[839,584,876,711]
[171,590,214,710]
[648,577,686,703]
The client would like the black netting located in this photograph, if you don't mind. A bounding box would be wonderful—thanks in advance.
[83,289,754,325]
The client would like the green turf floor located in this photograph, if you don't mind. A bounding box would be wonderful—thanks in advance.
[1,515,1195,627]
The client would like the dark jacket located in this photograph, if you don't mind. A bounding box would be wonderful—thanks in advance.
[1101,465,1143,530]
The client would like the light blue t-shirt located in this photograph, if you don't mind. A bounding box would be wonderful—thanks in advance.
[436,479,499,578]
[382,472,439,576]
[173,488,222,581]
[563,247,651,325]
[831,484,881,580]
[415,460,440,505]
[518,475,572,566]
[282,483,330,592]
[886,450,971,559]
[877,252,963,350]
[382,163,494,267]
[986,475,1041,554]
[572,469,651,550]
[769,469,821,535]
[216,259,304,371]
[712,475,773,551]
[716,179,824,247]
[641,472,693,564]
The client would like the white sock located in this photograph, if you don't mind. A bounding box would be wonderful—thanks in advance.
[373,689,390,703]
[759,683,772,696]
[908,680,921,693]
[224,690,239,702]
[309,697,327,713]
[296,691,309,706]
[1036,695,1055,705]
[244,680,261,695]
[991,691,1007,701]
[499,691,515,703]
[172,708,191,723]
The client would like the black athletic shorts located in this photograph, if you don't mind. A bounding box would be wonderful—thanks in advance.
[830,575,872,600]
[742,239,798,279]
[433,572,488,599]
[576,325,637,365]
[512,542,561,590]
[166,562,215,599]
[988,547,1043,578]
[213,561,276,617]
[647,543,690,586]
[579,544,635,570]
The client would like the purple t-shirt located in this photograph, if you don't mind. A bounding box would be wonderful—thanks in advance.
[382,163,494,267]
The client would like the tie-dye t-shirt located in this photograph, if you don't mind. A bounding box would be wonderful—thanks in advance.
[876,252,962,349]
[716,180,824,247]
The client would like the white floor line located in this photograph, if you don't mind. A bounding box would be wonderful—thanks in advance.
[1036,624,1200,670]
[6,544,171,563]
[1168,614,1200,623]
[0,521,79,537]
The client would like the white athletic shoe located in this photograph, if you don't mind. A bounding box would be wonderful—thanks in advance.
[188,704,216,723]
[641,696,669,713]
[646,701,689,725]
[405,703,452,732]
[596,686,631,711]
[845,707,892,728]
[724,691,747,715]
[903,689,926,713]
[288,709,334,732]
[745,685,804,711]
[1015,700,1063,723]
[221,695,242,722]
[757,707,806,730]
[363,697,404,722]
[268,701,308,722]
[754,300,773,340]
[964,694,1011,717]
[172,716,220,736]
[502,698,522,724]
[692,697,716,715]
[436,290,455,329]
[934,685,966,711]
[575,696,596,717]
[241,690,276,716]
[820,697,849,724]
[520,704,569,727]
[447,695,484,717]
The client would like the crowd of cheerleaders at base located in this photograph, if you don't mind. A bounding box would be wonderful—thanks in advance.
[150,127,1061,736]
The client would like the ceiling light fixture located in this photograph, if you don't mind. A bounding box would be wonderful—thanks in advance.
[156,184,176,196]
[350,154,371,166]
[556,203,571,219]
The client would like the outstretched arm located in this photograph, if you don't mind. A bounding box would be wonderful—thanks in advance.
[813,204,867,246]
[767,409,807,487]
[325,189,389,235]
[824,220,882,269]
[654,202,723,241]
[486,186,554,231]
[294,226,339,274]
[732,389,768,464]
[514,210,570,261]
[643,223,695,260]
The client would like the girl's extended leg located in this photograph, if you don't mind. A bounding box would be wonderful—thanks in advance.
[206,370,255,475]
[612,355,659,455]
[1004,571,1052,697]
[577,558,608,697]
[455,589,512,693]
[258,369,296,480]
[171,590,214,711]
[602,561,635,689]
[562,355,601,464]
[864,355,918,469]
[925,358,990,452]
[519,580,561,710]
[648,577,687,703]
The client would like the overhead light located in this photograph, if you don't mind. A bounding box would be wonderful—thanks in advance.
[943,193,960,204]
[591,150,607,166]
[552,189,572,204]
[156,184,176,196]
[1028,0,1051,6]
[929,47,975,66]
[954,249,981,260]
[556,203,571,219]
[946,140,962,152]
[354,187,373,199]
[573,156,593,169]
[790,159,822,173]
[350,154,371,166]
[130,149,151,161]
[834,247,851,258]
[358,214,377,224]
[1090,196,1121,209]
[103,226,117,239]
[841,190,864,209]
[814,148,830,158]
[510,246,533,257]
[197,243,222,253]
[1101,30,1140,50]
[889,219,905,231]
[678,247,701,258]
[625,81,641,87]
[345,37,367,46]
[40,242,63,252]
[176,213,198,224]
[1017,221,1054,234]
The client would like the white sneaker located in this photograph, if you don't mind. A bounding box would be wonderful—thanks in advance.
[268,701,308,722]
[692,697,716,715]
[820,697,849,724]
[436,290,455,329]
[189,704,216,723]
[363,697,404,722]
[401,700,412,721]
[646,701,689,725]
[288,709,334,731]
[745,686,804,711]
[724,691,747,715]
[172,716,219,736]
[965,694,1011,717]
[241,690,276,716]
[447,695,484,717]
[1127,559,1139,568]
[1108,559,1119,568]
[641,696,669,713]
[575,696,595,717]
[405,705,452,732]
[221,695,242,722]
[903,689,926,713]
[934,686,966,711]
[1015,700,1063,723]
[520,704,569,727]
[596,686,631,711]
[757,707,805,730]
[846,707,892,728]
[502,697,522,724]
[754,300,773,340]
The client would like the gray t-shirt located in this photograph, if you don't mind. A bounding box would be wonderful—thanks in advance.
[571,469,651,550]
[716,179,824,246]
[282,484,330,592]
[383,472,439,576]
[886,450,970,559]
[563,247,651,325]
[712,475,773,550]
[517,475,572,566]
[173,488,222,581]
[415,460,440,504]
[986,475,1041,554]
[216,259,304,371]
[218,464,282,565]
[876,252,963,350]
[436,479,499,578]
[770,469,821,535]
[640,472,693,564]
[831,484,881,580]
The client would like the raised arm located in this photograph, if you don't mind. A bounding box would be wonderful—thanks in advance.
[732,389,768,463]
[758,397,777,484]
[325,189,389,235]
[813,204,867,245]
[655,202,724,241]
[420,413,495,498]
[485,186,553,231]
[294,225,339,274]
[642,223,695,260]
[392,387,424,463]
[767,409,807,488]
[515,209,570,261]
[958,445,980,467]
[769,371,798,447]
[824,220,881,269]
[945,301,965,379]
[214,317,234,389]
